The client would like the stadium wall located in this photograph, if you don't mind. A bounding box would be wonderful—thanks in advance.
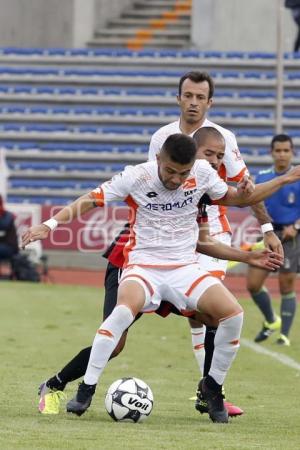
[192,0,295,52]
[0,0,132,47]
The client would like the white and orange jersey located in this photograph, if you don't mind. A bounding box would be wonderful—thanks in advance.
[148,118,249,235]
[90,160,228,268]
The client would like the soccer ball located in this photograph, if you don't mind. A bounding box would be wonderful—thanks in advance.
[105,377,154,423]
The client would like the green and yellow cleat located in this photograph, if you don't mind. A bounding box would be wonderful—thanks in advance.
[254,315,281,343]
[38,382,66,414]
[276,334,290,346]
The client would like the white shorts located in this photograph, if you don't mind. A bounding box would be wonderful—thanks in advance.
[120,263,221,315]
[197,232,231,281]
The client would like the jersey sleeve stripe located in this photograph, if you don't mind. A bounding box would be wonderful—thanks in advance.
[123,195,138,267]
[227,166,248,182]
[90,187,105,206]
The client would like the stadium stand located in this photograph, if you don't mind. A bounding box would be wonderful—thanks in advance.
[1,48,300,204]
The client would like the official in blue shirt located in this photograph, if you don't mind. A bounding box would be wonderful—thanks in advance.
[247,134,299,346]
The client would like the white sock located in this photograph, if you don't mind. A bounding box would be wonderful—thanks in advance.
[191,326,206,376]
[208,312,244,385]
[84,305,134,385]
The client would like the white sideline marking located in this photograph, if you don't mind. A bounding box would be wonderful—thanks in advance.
[241,338,300,371]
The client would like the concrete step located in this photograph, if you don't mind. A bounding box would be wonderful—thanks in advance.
[87,37,189,48]
[133,0,181,9]
[94,28,190,39]
[122,9,190,19]
[107,17,190,28]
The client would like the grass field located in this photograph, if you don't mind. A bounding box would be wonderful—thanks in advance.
[1,281,299,450]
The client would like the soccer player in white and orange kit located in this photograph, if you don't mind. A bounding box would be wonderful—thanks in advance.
[23,134,300,422]
[147,71,283,415]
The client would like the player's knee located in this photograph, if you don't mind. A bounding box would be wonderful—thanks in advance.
[228,302,243,319]
[188,316,203,328]
[246,277,261,294]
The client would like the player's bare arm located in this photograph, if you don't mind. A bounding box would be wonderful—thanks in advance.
[21,193,95,248]
[249,200,283,255]
[217,165,300,207]
[196,232,283,271]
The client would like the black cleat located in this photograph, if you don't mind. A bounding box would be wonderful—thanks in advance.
[254,316,281,343]
[198,378,228,423]
[195,390,209,414]
[66,382,96,416]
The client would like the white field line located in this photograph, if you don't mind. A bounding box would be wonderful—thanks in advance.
[241,338,300,371]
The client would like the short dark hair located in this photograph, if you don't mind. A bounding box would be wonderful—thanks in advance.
[271,133,294,149]
[161,134,197,165]
[178,71,214,99]
[193,126,225,148]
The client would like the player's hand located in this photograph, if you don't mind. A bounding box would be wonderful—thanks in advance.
[237,175,255,196]
[246,248,283,271]
[21,224,50,249]
[281,225,297,241]
[263,231,284,256]
[284,165,300,183]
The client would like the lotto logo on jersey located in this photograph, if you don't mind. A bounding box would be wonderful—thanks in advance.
[182,177,197,190]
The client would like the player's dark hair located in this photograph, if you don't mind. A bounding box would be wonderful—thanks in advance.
[193,126,225,148]
[161,134,197,164]
[178,71,214,99]
[271,133,294,150]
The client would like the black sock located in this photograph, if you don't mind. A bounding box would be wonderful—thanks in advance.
[203,326,216,377]
[52,346,92,386]
[281,293,297,337]
[205,374,222,393]
[46,374,66,391]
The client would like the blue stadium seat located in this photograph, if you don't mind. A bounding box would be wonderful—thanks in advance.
[80,87,100,95]
[214,91,234,98]
[0,85,9,93]
[47,48,68,56]
[257,149,270,155]
[7,195,72,205]
[29,106,49,114]
[240,147,254,155]
[225,52,246,59]
[5,106,27,114]
[284,112,300,118]
[78,125,98,133]
[36,86,56,95]
[287,72,300,80]
[203,51,224,58]
[236,129,273,137]
[58,87,77,95]
[73,106,95,115]
[10,161,62,171]
[3,123,22,132]
[14,86,33,94]
[9,179,75,188]
[239,91,275,98]
[69,49,90,56]
[2,47,44,56]
[51,107,72,115]
[64,163,107,171]
[102,126,155,135]
[248,52,275,59]
[25,124,69,133]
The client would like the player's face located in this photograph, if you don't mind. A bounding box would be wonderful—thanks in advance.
[196,137,225,171]
[271,141,294,172]
[177,79,212,126]
[157,154,195,190]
